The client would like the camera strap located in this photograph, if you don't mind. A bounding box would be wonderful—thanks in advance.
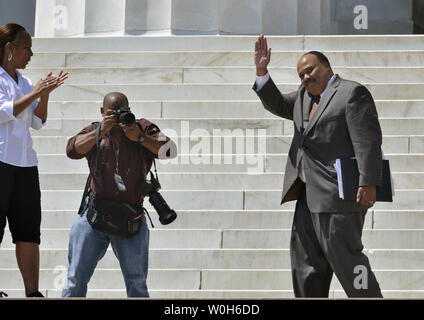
[95,122,104,178]
[152,158,159,182]
[78,122,101,215]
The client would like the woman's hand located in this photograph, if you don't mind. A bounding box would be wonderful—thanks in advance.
[100,110,119,137]
[32,70,68,98]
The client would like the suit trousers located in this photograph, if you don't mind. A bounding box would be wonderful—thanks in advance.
[290,184,383,298]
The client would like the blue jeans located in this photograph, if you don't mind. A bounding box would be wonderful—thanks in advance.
[61,208,150,297]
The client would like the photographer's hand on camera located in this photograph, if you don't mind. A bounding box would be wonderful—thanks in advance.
[100,110,118,138]
[72,110,117,156]
[119,122,166,156]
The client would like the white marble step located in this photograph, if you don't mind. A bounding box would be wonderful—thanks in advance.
[0,268,201,291]
[372,211,424,229]
[38,189,424,211]
[161,100,424,118]
[2,229,423,250]
[28,51,424,68]
[31,35,424,52]
[40,189,243,211]
[0,268,423,291]
[46,101,162,118]
[36,153,289,173]
[37,172,424,190]
[410,136,424,153]
[38,100,424,119]
[1,229,223,250]
[35,153,424,173]
[198,269,424,291]
[22,67,424,84]
[29,118,424,137]
[3,288,423,299]
[0,288,296,299]
[221,229,424,250]
[37,210,424,231]
[35,210,310,230]
[242,190,424,211]
[332,290,424,299]
[33,136,417,156]
[44,83,424,102]
[43,100,424,119]
[283,118,424,136]
[182,67,424,84]
[33,118,286,136]
[23,68,184,84]
[0,248,423,270]
[31,36,305,52]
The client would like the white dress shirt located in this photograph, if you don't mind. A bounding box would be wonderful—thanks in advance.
[0,67,44,167]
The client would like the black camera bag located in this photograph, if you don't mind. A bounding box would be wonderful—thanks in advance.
[85,195,144,237]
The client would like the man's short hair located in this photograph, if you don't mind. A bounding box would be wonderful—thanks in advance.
[303,51,331,68]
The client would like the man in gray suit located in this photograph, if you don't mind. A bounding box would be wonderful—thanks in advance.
[253,35,383,298]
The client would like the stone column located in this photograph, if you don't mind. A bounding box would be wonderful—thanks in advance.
[219,0,262,34]
[35,0,86,37]
[297,0,329,35]
[171,0,218,34]
[34,0,55,37]
[85,0,125,35]
[262,0,298,35]
[125,0,172,35]
[58,0,85,37]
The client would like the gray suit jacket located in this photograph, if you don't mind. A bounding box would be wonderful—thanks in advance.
[253,75,383,213]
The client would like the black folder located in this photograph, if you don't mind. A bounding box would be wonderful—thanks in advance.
[337,158,393,202]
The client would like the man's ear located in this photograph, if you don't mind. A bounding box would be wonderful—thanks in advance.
[101,107,104,115]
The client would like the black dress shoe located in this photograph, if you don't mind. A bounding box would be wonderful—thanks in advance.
[26,291,44,298]
[0,291,8,298]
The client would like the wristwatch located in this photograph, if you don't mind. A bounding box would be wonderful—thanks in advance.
[138,131,146,144]
[136,122,146,144]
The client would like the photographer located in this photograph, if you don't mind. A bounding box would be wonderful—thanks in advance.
[61,92,176,297]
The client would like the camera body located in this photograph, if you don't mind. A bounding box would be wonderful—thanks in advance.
[137,172,177,225]
[112,107,136,125]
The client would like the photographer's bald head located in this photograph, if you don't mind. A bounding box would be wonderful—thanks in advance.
[102,92,129,114]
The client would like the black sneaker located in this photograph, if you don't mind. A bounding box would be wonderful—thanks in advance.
[26,291,44,298]
[0,291,8,298]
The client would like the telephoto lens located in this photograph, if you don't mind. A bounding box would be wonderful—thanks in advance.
[149,192,177,225]
[136,172,177,225]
